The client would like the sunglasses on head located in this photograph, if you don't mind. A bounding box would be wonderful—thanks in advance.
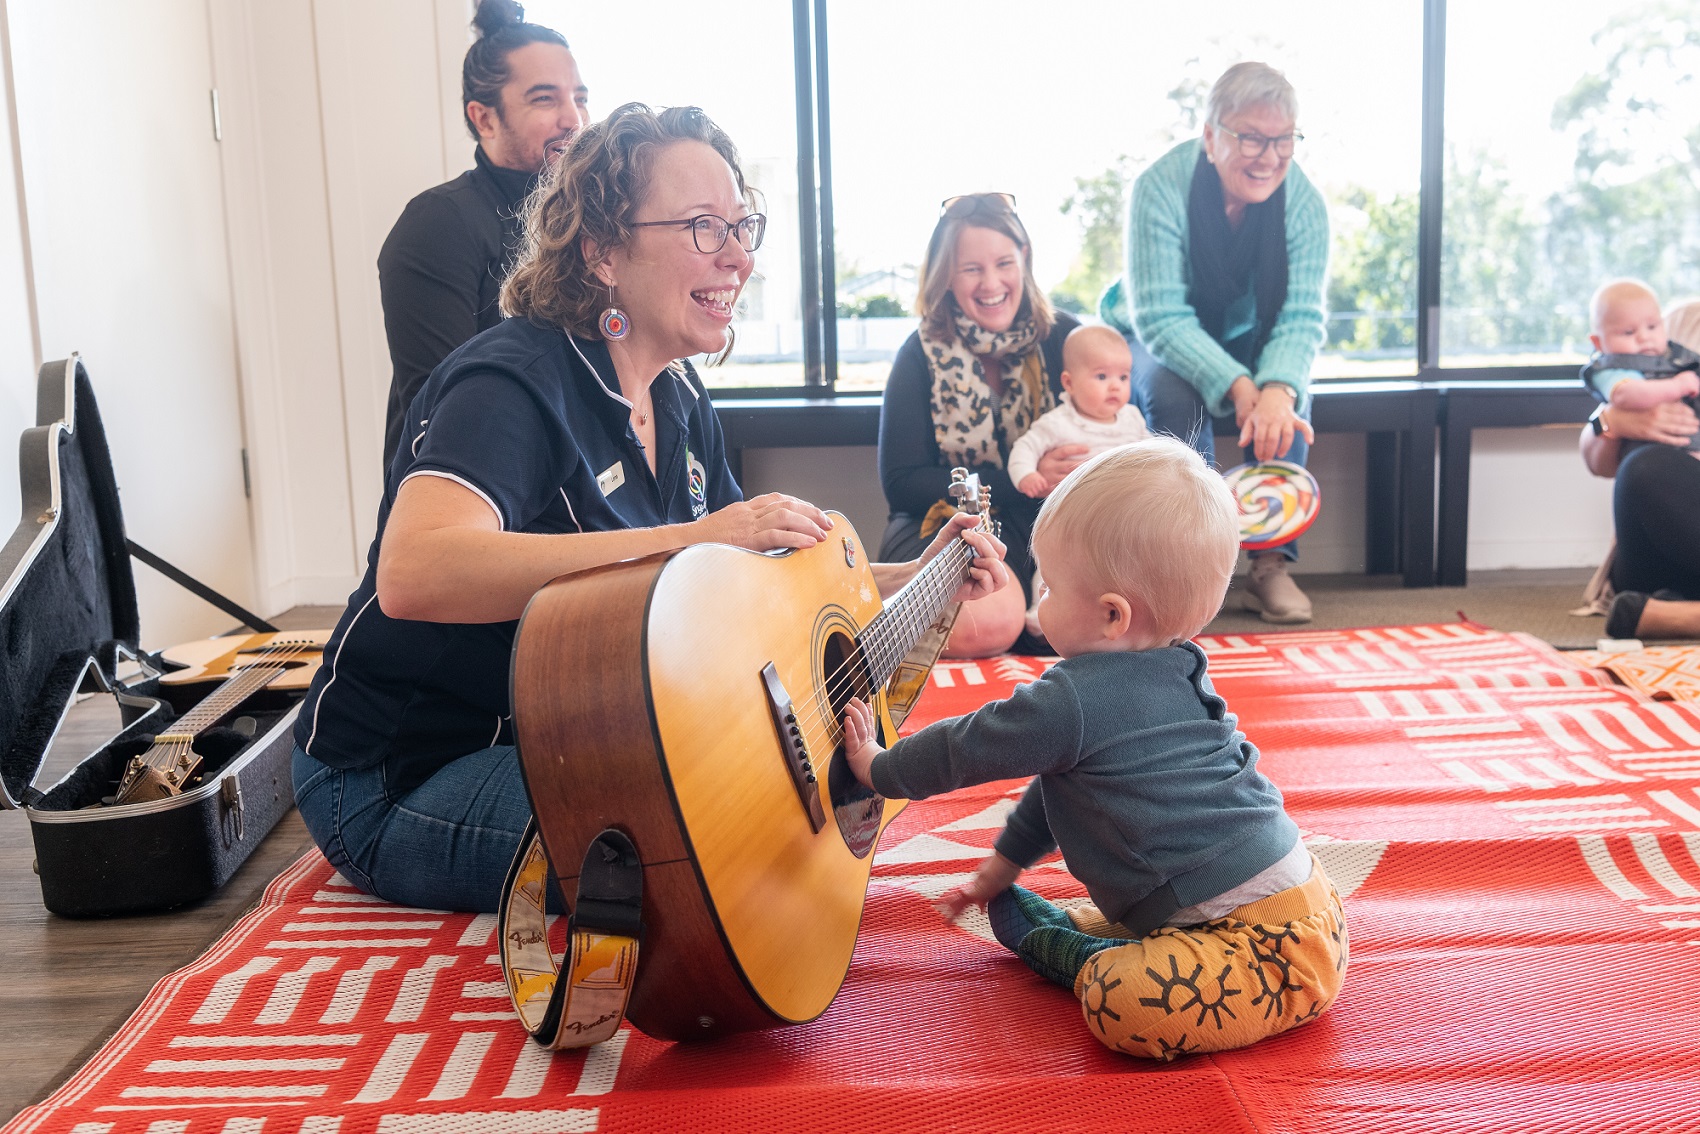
[940,192,1018,218]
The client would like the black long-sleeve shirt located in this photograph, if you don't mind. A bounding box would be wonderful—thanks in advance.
[377,147,538,472]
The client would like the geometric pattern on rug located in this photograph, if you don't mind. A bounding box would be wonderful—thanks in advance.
[9,624,1700,1133]
[1569,644,1700,703]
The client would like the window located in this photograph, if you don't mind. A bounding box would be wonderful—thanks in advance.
[826,0,1423,389]
[543,0,1684,395]
[1442,1,1700,366]
[531,0,806,389]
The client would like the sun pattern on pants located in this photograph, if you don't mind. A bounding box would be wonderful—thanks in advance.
[1068,860,1348,1061]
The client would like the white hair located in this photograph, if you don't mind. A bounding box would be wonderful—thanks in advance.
[1207,62,1298,126]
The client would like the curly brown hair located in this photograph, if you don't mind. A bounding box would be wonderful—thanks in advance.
[501,103,749,338]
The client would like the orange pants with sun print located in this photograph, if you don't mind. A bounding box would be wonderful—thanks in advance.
[1067,856,1348,1060]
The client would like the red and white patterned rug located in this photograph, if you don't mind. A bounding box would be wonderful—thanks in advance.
[10,624,1700,1133]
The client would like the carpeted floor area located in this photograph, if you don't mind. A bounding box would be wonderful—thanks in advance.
[12,625,1700,1133]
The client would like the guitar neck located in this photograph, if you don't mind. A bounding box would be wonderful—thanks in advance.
[164,662,285,738]
[858,538,976,689]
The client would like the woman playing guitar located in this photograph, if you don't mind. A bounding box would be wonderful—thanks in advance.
[290,103,1009,913]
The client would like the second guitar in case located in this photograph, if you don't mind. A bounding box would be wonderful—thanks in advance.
[0,356,301,915]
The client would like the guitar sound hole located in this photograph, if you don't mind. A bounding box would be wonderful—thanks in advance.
[820,631,883,859]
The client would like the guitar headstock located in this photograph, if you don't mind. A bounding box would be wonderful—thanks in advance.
[947,468,1000,539]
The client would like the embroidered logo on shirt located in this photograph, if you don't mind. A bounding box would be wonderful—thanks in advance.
[687,449,707,518]
[597,461,626,496]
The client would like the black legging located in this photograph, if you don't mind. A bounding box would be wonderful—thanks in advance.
[1612,442,1700,598]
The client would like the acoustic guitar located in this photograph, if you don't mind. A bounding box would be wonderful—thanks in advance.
[510,473,991,1042]
[157,629,331,694]
[113,633,327,804]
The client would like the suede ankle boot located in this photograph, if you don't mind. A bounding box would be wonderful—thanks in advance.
[1241,554,1312,624]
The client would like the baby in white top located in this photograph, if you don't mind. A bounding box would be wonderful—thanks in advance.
[1009,325,1150,497]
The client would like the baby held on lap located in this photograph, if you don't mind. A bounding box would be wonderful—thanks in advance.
[1007,325,1150,498]
[1587,279,1700,415]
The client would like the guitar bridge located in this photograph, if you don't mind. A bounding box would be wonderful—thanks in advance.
[760,663,827,833]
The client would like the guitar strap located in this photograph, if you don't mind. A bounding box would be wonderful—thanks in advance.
[498,819,643,1049]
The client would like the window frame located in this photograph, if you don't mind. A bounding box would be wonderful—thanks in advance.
[710,0,1586,402]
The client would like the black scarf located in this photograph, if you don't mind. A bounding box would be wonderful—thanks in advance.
[1186,152,1288,364]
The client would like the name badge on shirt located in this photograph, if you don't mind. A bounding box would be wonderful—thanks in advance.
[597,460,626,496]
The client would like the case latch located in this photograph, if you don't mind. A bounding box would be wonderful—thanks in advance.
[220,775,245,842]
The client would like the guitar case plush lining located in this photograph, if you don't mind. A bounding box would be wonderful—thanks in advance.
[0,357,298,916]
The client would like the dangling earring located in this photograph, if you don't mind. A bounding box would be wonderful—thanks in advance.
[599,286,630,341]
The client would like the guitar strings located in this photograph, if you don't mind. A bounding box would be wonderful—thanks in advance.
[785,542,971,758]
[782,539,978,759]
[743,489,995,763]
[129,638,321,791]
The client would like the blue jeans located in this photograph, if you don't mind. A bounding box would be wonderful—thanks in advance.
[293,745,562,913]
[1131,339,1310,563]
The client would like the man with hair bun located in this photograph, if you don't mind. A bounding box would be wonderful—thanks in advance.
[377,0,588,471]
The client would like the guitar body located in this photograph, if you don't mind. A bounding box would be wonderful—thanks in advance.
[512,515,907,1041]
[159,630,331,693]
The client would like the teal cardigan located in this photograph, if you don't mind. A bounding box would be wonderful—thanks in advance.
[1099,138,1329,417]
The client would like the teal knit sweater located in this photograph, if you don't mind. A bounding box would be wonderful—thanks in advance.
[1099,138,1329,417]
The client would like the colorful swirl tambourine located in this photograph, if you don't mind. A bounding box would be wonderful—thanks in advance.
[1222,460,1321,550]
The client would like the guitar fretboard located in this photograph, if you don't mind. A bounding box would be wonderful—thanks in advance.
[857,539,977,689]
[164,639,318,737]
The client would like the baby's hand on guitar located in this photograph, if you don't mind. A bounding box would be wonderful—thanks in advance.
[1017,472,1048,498]
[935,852,1023,920]
[841,697,883,789]
[696,493,833,552]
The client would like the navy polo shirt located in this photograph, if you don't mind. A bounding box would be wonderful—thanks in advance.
[295,317,742,791]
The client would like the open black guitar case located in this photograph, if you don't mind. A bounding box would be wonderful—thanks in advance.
[0,356,298,915]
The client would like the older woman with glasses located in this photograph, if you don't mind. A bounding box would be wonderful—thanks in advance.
[289,104,1009,912]
[878,193,1082,657]
[1100,61,1328,624]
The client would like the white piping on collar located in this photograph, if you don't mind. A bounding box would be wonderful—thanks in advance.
[567,334,699,412]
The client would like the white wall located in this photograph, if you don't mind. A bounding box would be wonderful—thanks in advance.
[2,0,254,643]
[210,0,471,614]
[0,3,39,522]
[1468,427,1614,571]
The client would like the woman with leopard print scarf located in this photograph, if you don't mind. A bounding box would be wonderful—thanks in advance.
[877,193,1085,657]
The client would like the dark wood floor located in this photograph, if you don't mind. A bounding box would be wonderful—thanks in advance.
[0,609,338,1120]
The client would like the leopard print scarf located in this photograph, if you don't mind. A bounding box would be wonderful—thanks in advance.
[922,305,1052,470]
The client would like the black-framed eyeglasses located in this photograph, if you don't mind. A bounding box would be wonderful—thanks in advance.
[940,192,1017,218]
[1214,124,1303,159]
[629,212,767,254]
